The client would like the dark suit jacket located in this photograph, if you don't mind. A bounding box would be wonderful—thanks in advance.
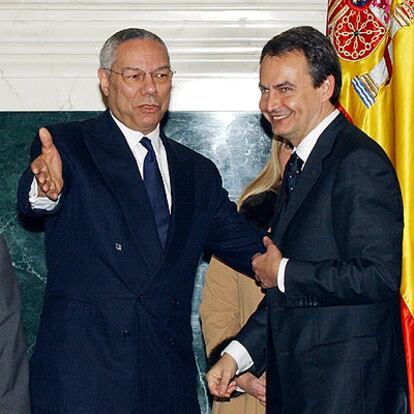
[237,113,408,414]
[0,236,30,414]
[17,110,263,414]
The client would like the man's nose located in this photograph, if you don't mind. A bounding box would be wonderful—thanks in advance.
[264,90,281,112]
[140,72,157,94]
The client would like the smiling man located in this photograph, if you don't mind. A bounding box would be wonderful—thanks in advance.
[17,28,264,414]
[207,26,408,414]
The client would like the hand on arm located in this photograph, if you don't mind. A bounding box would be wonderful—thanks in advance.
[206,353,238,399]
[236,372,266,406]
[252,236,282,289]
[31,127,63,201]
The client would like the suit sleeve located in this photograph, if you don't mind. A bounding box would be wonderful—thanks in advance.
[234,295,267,376]
[0,237,30,414]
[204,168,265,276]
[285,147,403,306]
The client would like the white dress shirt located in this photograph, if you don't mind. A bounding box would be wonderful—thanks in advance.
[224,109,340,374]
[30,113,172,212]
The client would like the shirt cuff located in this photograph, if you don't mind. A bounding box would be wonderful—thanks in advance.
[29,178,60,211]
[222,340,254,375]
[277,258,289,293]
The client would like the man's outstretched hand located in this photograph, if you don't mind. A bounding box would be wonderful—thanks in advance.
[31,127,63,201]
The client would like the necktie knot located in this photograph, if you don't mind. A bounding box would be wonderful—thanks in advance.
[140,136,155,162]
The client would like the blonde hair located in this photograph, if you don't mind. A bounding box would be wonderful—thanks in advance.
[238,139,285,208]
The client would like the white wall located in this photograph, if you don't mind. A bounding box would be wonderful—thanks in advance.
[0,0,327,111]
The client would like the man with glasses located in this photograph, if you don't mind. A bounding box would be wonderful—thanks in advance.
[17,28,263,414]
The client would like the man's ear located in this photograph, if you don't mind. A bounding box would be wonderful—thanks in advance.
[98,68,110,97]
[320,75,335,102]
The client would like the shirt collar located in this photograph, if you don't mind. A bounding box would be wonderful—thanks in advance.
[110,111,162,153]
[295,109,340,164]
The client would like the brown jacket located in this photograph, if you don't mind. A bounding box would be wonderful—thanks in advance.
[200,257,265,414]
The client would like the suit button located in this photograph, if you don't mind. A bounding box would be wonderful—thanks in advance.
[168,337,176,346]
[172,298,179,305]
[137,294,144,301]
[122,330,131,338]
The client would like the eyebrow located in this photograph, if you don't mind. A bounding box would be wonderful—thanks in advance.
[124,64,171,71]
[258,80,296,91]
[273,81,295,89]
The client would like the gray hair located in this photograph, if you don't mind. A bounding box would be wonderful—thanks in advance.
[99,28,169,69]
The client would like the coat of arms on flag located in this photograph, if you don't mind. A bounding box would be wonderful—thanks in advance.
[328,0,413,108]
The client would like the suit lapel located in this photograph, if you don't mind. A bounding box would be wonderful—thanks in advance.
[270,184,287,237]
[83,111,163,270]
[274,113,349,241]
[275,154,323,240]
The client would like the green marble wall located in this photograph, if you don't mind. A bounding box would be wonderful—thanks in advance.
[0,111,272,413]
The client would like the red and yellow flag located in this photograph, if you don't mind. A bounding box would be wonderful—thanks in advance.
[327,0,414,409]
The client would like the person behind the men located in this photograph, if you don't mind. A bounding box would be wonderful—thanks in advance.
[0,235,30,414]
[200,139,291,414]
[207,26,408,414]
[17,28,264,414]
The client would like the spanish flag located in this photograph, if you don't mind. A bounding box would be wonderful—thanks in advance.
[327,0,414,410]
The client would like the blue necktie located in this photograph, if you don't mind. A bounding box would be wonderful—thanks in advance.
[140,137,170,249]
[283,152,303,202]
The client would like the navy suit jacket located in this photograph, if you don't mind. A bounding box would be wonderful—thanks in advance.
[18,110,263,414]
[237,113,408,414]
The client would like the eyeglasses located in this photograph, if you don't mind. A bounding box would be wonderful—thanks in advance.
[104,67,175,85]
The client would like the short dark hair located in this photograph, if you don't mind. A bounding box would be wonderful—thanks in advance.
[99,28,169,70]
[261,26,342,105]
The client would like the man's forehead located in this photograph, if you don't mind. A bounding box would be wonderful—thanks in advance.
[113,39,170,67]
[260,53,308,79]
[261,50,306,68]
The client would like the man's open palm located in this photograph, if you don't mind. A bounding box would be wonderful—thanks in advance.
[31,127,63,201]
